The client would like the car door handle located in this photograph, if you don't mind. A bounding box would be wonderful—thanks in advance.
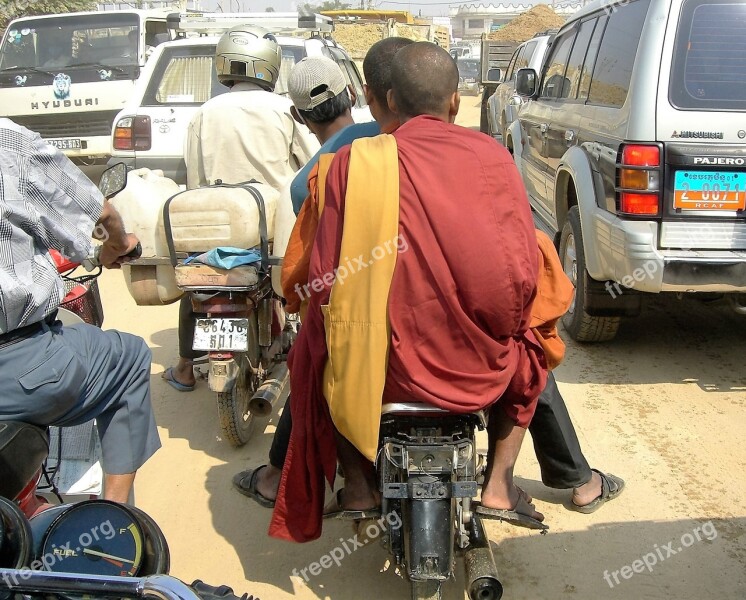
[540,123,548,134]
[565,129,576,142]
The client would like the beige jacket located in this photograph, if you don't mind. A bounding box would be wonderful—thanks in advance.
[185,82,319,190]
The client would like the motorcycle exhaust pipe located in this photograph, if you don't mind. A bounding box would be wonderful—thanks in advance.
[463,516,503,600]
[247,364,289,417]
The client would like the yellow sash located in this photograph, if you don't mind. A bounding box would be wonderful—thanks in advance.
[321,135,400,461]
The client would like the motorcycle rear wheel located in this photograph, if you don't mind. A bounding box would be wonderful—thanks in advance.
[216,365,256,447]
[411,580,442,600]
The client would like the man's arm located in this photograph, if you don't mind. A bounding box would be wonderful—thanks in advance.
[95,200,140,268]
[289,119,320,171]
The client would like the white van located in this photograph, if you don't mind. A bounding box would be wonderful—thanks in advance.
[0,9,170,165]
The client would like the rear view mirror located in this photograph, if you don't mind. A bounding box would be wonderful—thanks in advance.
[487,67,502,82]
[99,162,127,199]
[515,68,538,97]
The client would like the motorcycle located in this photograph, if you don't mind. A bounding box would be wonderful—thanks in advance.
[376,403,504,600]
[160,181,296,447]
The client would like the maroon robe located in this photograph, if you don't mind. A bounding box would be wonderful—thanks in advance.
[269,116,547,543]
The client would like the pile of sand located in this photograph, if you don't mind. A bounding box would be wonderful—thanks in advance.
[487,5,566,42]
[333,22,386,57]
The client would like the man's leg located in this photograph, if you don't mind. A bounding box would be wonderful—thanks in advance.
[233,395,292,502]
[329,433,379,511]
[529,373,611,508]
[480,403,543,521]
[162,295,205,389]
[0,321,160,503]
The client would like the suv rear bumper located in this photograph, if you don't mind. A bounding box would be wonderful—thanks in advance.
[586,208,746,293]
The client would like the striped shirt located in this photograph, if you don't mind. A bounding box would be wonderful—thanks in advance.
[0,119,102,334]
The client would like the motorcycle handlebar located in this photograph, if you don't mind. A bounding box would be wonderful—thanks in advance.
[83,241,142,272]
[0,570,257,600]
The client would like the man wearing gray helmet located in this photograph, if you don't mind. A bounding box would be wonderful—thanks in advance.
[164,25,318,392]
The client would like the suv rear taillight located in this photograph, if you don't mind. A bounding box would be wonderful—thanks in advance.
[616,143,662,216]
[113,116,151,151]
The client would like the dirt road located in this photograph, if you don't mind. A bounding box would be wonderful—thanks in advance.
[101,96,746,599]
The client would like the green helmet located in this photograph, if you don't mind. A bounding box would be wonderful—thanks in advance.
[215,25,281,90]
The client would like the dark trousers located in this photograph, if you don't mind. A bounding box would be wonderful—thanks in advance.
[267,372,592,490]
[179,295,207,360]
[528,372,592,488]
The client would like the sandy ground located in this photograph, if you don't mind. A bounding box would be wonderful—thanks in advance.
[98,96,746,599]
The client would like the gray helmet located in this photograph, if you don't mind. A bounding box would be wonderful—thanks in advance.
[215,25,281,90]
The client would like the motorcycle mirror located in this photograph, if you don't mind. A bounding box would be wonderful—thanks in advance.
[98,162,127,199]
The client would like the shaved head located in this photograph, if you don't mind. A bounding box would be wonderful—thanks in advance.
[363,37,414,105]
[390,42,459,119]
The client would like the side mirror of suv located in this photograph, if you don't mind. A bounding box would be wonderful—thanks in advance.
[486,67,502,82]
[515,68,538,97]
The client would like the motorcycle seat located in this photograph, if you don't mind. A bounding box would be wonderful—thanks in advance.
[382,402,487,426]
[174,263,260,290]
[0,421,49,499]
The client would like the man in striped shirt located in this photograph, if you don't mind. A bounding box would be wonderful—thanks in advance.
[0,119,160,503]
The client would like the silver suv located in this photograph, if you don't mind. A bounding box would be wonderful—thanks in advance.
[108,34,370,184]
[510,0,746,342]
[486,30,556,141]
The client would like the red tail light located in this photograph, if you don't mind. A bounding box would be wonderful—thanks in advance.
[617,144,662,216]
[113,115,151,151]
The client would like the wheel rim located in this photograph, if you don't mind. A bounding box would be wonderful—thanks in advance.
[562,232,578,315]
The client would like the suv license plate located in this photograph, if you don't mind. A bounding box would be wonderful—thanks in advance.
[193,318,249,351]
[47,138,82,150]
[674,171,746,211]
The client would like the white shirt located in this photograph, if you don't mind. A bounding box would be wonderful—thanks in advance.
[185,82,319,191]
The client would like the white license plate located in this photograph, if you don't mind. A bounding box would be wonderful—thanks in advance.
[192,318,249,351]
[48,138,82,150]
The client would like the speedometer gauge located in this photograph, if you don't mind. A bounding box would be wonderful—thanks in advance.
[40,500,144,576]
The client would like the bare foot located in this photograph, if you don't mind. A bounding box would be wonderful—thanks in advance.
[255,465,281,502]
[162,359,196,388]
[572,470,602,507]
[325,486,380,513]
[481,485,545,522]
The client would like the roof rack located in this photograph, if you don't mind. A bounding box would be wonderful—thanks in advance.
[166,11,334,37]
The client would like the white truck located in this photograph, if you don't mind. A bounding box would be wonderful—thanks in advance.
[0,9,171,165]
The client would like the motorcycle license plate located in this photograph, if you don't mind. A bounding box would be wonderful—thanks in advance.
[192,318,249,351]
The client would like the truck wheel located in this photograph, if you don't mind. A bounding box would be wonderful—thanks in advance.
[411,580,441,600]
[559,207,620,342]
[217,364,256,447]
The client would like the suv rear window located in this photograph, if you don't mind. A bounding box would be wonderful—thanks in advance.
[670,0,746,110]
[143,43,305,106]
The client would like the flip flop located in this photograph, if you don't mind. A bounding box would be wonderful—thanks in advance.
[474,495,549,531]
[571,470,625,514]
[162,367,195,392]
[323,489,381,520]
[232,466,276,508]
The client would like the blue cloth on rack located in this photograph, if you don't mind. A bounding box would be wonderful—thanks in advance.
[183,247,262,269]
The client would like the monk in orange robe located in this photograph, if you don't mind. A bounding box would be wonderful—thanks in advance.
[270,42,547,543]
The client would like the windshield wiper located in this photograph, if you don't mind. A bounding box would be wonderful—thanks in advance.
[68,63,127,74]
[0,66,56,78]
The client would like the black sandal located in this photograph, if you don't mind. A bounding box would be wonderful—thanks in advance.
[232,466,276,508]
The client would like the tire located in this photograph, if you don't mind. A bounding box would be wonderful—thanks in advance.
[559,206,620,342]
[411,579,442,600]
[216,361,256,447]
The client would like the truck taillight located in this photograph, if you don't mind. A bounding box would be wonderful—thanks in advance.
[616,143,662,216]
[113,116,151,151]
